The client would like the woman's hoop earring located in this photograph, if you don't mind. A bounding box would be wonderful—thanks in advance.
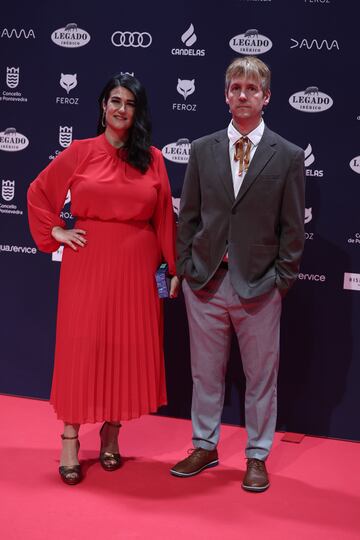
[102,110,106,128]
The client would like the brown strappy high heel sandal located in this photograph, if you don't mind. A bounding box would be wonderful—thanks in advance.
[59,434,82,485]
[99,422,122,471]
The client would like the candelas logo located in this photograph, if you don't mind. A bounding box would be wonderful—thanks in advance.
[229,28,272,55]
[51,23,90,48]
[349,156,360,175]
[304,143,324,177]
[289,86,333,112]
[171,24,205,56]
[162,138,191,164]
[0,127,29,152]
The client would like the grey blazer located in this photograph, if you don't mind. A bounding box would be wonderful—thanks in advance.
[176,126,306,299]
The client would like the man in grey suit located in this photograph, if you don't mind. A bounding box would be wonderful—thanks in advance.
[171,57,305,492]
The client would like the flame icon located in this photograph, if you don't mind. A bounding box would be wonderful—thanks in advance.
[181,24,197,47]
[304,143,315,167]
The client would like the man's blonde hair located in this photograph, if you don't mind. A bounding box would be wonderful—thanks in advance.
[225,56,271,94]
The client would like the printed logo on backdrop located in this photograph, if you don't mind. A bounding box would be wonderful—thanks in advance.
[52,246,64,262]
[290,38,339,50]
[0,67,28,103]
[111,31,152,48]
[304,0,331,4]
[304,207,314,241]
[172,197,180,220]
[59,126,73,148]
[0,128,29,151]
[0,180,23,216]
[56,74,79,106]
[171,24,205,56]
[162,138,191,164]
[304,144,324,177]
[0,28,35,39]
[289,86,333,112]
[60,190,73,221]
[173,79,197,112]
[347,232,360,246]
[229,29,272,55]
[51,23,90,48]
[6,67,19,88]
[349,156,360,175]
[0,244,36,254]
[298,272,326,283]
[343,273,360,292]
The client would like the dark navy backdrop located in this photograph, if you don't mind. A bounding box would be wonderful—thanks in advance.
[1,0,359,440]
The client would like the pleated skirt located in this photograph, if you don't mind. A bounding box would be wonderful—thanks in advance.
[50,218,166,424]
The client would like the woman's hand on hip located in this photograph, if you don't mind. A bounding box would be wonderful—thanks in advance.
[51,226,87,251]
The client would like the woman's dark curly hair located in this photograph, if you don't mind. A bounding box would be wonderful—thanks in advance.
[97,74,152,173]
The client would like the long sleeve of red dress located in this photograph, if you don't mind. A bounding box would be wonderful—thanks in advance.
[27,142,79,253]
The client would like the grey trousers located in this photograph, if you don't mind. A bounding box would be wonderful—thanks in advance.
[182,268,282,461]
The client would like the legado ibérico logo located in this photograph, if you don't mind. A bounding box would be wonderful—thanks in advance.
[162,138,191,164]
[289,86,333,112]
[229,28,272,55]
[349,156,360,175]
[0,127,29,152]
[51,23,90,48]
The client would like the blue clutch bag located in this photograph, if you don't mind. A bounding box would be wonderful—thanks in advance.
[155,263,171,298]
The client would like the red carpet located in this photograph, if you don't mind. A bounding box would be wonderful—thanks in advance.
[0,395,359,539]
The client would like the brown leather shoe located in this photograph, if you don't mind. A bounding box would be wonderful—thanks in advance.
[242,458,270,492]
[170,448,219,477]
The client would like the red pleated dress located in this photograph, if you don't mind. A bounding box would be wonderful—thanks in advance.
[27,134,176,424]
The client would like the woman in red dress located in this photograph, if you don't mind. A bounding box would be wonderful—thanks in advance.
[27,74,179,485]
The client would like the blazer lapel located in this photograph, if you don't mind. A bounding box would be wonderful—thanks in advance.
[212,131,235,203]
[233,126,277,206]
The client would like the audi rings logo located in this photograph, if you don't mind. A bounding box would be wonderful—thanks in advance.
[111,31,152,48]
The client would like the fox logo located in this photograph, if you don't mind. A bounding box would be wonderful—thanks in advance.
[305,208,312,224]
[60,73,77,94]
[177,79,195,100]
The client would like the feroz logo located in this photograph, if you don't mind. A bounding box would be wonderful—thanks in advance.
[59,126,73,148]
[6,67,20,88]
[289,86,333,112]
[349,156,360,175]
[305,207,312,224]
[343,273,360,292]
[0,127,29,152]
[290,38,339,50]
[181,24,197,46]
[177,79,195,100]
[304,143,324,177]
[162,138,191,164]
[229,29,272,55]
[171,24,205,56]
[1,28,35,39]
[51,23,90,48]
[60,73,77,94]
[1,180,15,201]
[111,31,152,48]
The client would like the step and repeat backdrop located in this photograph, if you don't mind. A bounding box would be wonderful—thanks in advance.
[1,1,359,440]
